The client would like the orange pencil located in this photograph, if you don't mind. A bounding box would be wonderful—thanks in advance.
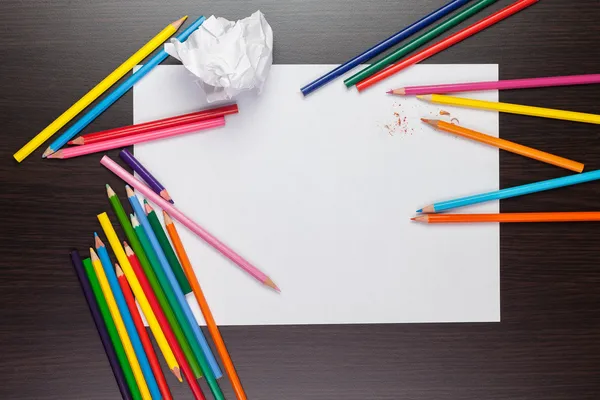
[163,211,247,400]
[421,119,584,173]
[412,212,600,224]
[117,265,173,400]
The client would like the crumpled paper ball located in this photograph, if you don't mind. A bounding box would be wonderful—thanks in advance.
[165,10,273,102]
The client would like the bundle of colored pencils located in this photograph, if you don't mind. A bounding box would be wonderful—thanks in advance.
[69,151,280,399]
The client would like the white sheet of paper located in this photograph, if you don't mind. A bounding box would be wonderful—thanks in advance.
[133,64,500,326]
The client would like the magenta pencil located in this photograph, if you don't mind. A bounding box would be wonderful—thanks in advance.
[389,74,600,96]
[48,117,225,159]
[100,155,280,292]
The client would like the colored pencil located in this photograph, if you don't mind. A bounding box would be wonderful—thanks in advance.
[421,119,584,172]
[106,185,203,379]
[417,94,600,125]
[90,249,153,400]
[93,241,162,400]
[13,17,187,162]
[418,169,600,213]
[129,214,204,379]
[71,252,133,400]
[126,190,224,390]
[299,0,473,96]
[413,212,600,224]
[164,211,248,400]
[125,243,207,400]
[83,257,142,400]
[96,216,181,380]
[101,155,279,291]
[355,0,539,91]
[69,104,239,146]
[389,74,600,96]
[117,265,172,400]
[48,117,225,159]
[44,16,207,155]
[344,0,498,87]
[144,201,191,294]
[120,149,173,204]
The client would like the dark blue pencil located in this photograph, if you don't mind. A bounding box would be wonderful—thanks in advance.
[299,0,473,96]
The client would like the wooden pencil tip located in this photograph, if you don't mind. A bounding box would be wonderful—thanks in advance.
[421,205,436,214]
[42,148,54,158]
[416,95,432,101]
[69,137,84,145]
[171,15,188,30]
[144,202,153,214]
[115,264,124,277]
[412,215,428,223]
[171,367,183,382]
[410,217,416,221]
[130,214,140,227]
[90,248,99,261]
[264,278,281,293]
[125,185,135,198]
[123,242,134,257]
[94,233,104,248]
[46,150,63,159]
[106,184,116,198]
[162,211,173,225]
[160,189,173,203]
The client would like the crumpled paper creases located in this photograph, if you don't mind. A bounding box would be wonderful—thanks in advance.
[165,11,274,102]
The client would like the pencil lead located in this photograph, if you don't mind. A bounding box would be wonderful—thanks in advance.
[162,211,173,225]
[171,16,188,30]
[386,90,393,94]
[171,367,183,382]
[106,184,116,198]
[416,208,423,213]
[42,147,53,158]
[94,234,104,248]
[144,202,153,215]
[69,137,84,145]
[411,217,416,221]
[264,277,281,293]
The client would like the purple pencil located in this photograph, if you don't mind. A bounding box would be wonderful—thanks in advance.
[70,250,132,400]
[119,149,173,203]
[388,74,600,96]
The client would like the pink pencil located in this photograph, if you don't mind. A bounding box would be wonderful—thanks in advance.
[48,117,225,159]
[100,155,280,292]
[388,74,600,96]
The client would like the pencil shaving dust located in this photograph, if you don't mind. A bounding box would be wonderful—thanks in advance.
[381,102,415,136]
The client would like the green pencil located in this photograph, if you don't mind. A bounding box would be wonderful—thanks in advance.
[344,0,498,87]
[131,214,210,381]
[106,185,203,379]
[83,257,142,400]
[143,200,192,294]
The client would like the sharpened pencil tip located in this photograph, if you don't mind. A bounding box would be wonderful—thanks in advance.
[386,90,393,94]
[42,148,53,158]
[171,15,188,30]
[411,217,416,221]
[264,278,281,293]
[125,185,135,198]
[171,367,183,382]
[416,209,423,213]
[106,184,116,197]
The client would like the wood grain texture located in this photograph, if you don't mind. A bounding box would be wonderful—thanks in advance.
[1,0,600,398]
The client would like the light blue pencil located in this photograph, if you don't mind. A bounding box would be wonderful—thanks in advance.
[94,233,162,400]
[43,16,206,156]
[126,186,223,379]
[419,169,600,213]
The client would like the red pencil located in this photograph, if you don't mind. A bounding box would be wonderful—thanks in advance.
[356,0,539,91]
[117,265,173,400]
[68,104,239,145]
[125,243,206,400]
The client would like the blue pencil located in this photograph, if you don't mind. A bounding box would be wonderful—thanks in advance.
[299,0,472,96]
[43,16,206,156]
[419,169,600,213]
[94,234,162,400]
[126,187,223,379]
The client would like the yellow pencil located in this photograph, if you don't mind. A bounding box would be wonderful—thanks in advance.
[97,212,181,381]
[417,94,600,125]
[13,16,187,162]
[90,249,152,400]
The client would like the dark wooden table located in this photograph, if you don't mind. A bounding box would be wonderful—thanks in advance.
[2,1,600,399]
